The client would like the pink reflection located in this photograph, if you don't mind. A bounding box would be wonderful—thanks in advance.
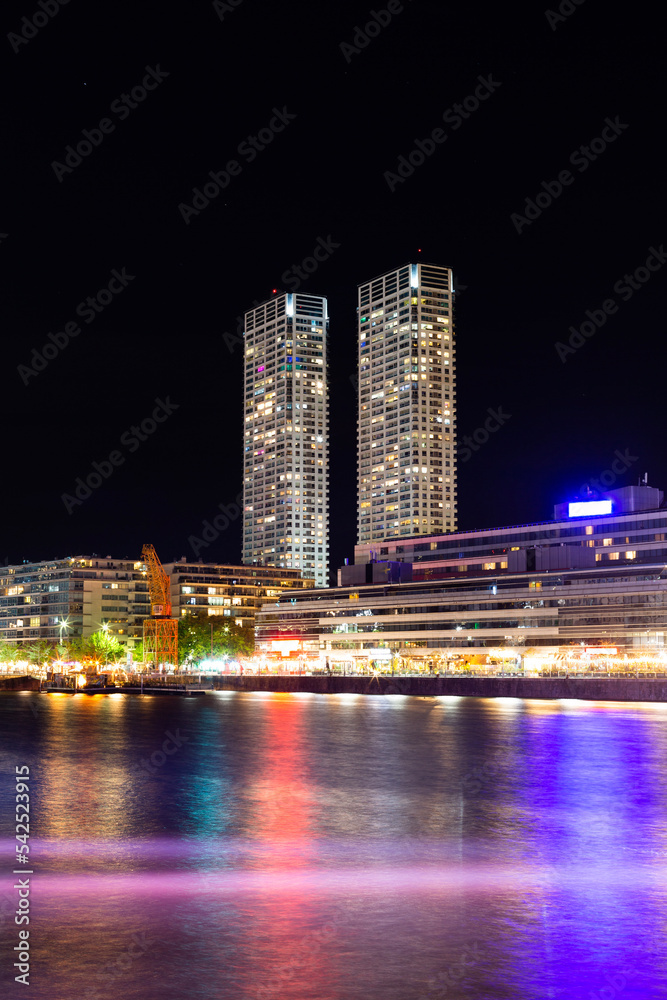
[24,861,666,897]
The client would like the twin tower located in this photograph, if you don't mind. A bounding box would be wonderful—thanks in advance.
[241,262,457,587]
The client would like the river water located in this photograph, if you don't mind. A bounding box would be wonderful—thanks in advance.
[1,691,667,999]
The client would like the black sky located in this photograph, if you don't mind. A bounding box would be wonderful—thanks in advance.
[2,0,665,581]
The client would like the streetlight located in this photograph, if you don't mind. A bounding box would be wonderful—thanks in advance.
[57,617,72,646]
[56,618,72,685]
[101,622,110,670]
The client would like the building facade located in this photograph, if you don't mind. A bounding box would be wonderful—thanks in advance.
[353,485,667,581]
[257,487,667,665]
[0,556,314,652]
[164,561,313,626]
[0,556,149,650]
[357,262,456,546]
[257,562,667,668]
[242,292,329,586]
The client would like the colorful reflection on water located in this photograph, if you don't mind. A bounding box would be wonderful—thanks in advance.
[1,692,666,999]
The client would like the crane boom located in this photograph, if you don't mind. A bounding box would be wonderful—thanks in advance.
[141,543,178,669]
[142,543,172,616]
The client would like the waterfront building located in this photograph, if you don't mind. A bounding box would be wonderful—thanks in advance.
[164,560,313,626]
[242,291,329,586]
[0,556,149,651]
[256,485,667,666]
[0,556,312,652]
[352,484,666,581]
[357,262,456,545]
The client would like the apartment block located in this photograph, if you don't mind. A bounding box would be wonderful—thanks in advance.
[358,262,457,545]
[242,292,329,585]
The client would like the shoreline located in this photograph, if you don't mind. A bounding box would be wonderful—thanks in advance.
[4,674,667,702]
[210,674,667,702]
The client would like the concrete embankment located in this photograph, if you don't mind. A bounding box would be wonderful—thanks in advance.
[4,674,667,702]
[212,675,667,702]
[0,675,40,691]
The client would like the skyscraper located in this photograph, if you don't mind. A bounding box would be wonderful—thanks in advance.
[242,292,329,587]
[357,262,457,545]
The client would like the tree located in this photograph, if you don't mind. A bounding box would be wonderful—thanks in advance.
[88,629,125,664]
[178,613,254,666]
[0,639,26,666]
[25,640,58,668]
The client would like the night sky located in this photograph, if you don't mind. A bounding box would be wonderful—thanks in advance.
[3,0,665,581]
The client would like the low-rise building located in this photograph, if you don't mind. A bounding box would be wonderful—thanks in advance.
[256,486,667,667]
[0,556,312,652]
[163,560,313,626]
[0,556,149,650]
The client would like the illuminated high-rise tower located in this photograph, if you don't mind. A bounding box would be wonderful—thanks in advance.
[242,292,329,586]
[357,262,457,544]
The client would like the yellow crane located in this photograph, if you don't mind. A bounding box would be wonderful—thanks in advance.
[142,543,178,669]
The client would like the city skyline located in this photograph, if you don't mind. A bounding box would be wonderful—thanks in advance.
[3,0,664,588]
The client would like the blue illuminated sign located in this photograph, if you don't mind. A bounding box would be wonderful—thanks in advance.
[568,500,612,517]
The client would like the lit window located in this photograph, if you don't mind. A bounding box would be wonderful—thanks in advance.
[626,551,636,559]
[609,552,619,560]
[603,538,612,546]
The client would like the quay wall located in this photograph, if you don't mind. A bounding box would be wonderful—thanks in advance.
[212,675,667,702]
[0,676,40,691]
[4,674,667,702]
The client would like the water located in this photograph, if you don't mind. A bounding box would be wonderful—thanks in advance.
[2,691,667,999]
